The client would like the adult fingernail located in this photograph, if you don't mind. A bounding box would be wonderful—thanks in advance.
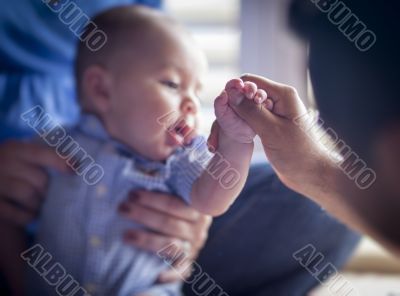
[124,231,138,241]
[129,192,139,202]
[118,202,130,213]
[207,143,216,153]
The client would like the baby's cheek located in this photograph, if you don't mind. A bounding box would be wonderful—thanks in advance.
[141,114,164,133]
[148,99,175,118]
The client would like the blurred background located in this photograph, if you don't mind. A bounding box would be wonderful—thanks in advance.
[165,0,400,295]
[165,0,308,132]
[0,0,399,294]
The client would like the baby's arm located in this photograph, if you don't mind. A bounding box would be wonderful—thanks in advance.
[191,79,272,216]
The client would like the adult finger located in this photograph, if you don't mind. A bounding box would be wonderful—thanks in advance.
[119,201,194,242]
[123,229,191,257]
[241,73,287,100]
[0,199,35,227]
[191,214,212,250]
[158,268,184,284]
[127,191,202,223]
[207,120,219,152]
[241,73,307,118]
[8,141,68,172]
[0,177,41,212]
[158,258,194,283]
[0,158,48,195]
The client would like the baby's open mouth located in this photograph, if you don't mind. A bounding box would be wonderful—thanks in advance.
[167,116,196,146]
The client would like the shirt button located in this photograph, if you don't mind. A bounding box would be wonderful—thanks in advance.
[96,184,108,197]
[84,283,97,294]
[89,235,102,247]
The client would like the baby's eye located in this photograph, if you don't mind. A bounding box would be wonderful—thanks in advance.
[160,80,180,90]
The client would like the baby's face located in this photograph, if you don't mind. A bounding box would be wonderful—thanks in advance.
[103,29,207,161]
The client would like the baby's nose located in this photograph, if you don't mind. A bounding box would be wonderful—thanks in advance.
[180,98,198,115]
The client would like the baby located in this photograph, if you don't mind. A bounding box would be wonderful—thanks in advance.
[30,5,271,296]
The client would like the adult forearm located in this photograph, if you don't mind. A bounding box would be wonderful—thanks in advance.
[281,154,400,255]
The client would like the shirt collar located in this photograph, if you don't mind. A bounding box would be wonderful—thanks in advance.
[77,113,174,170]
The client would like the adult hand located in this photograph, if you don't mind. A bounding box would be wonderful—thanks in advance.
[0,140,68,227]
[118,190,212,283]
[226,74,328,191]
[226,74,386,244]
[209,74,320,190]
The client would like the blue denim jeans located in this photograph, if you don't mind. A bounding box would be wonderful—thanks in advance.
[183,163,360,296]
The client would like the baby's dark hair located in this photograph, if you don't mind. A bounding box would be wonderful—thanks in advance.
[74,5,177,104]
[289,0,400,160]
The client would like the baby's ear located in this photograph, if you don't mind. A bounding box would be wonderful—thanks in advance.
[82,65,112,114]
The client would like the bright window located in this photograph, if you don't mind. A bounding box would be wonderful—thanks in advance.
[165,0,241,132]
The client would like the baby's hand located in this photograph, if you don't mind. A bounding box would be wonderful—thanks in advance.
[214,78,273,143]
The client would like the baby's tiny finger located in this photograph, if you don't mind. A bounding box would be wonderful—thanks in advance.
[225,78,244,91]
[254,89,268,104]
[243,81,257,99]
[214,91,229,110]
[264,98,274,111]
[214,91,230,120]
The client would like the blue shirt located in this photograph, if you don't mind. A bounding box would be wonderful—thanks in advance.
[31,115,212,295]
[0,0,162,141]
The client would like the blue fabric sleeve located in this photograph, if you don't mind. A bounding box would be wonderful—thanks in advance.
[168,136,213,204]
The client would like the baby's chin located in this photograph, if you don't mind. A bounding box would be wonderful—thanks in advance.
[131,130,196,161]
[143,144,178,162]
